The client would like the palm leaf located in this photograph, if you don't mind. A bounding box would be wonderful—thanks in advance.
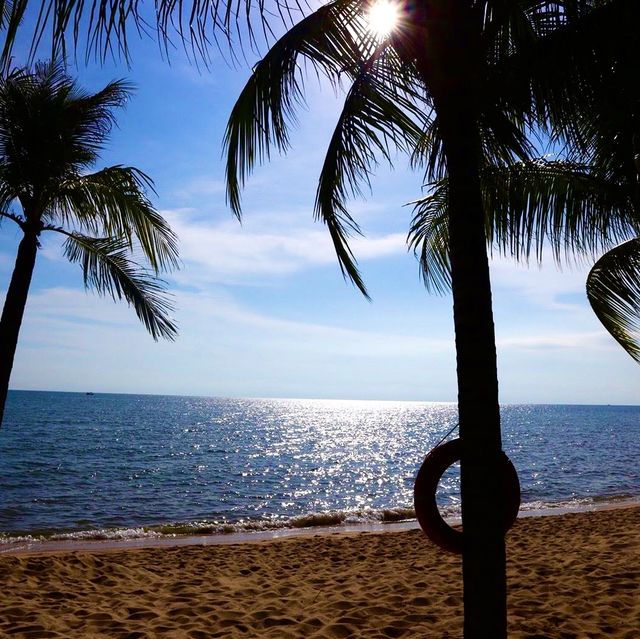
[482,160,637,263]
[315,46,427,296]
[225,0,434,296]
[1,0,271,66]
[0,179,18,217]
[587,238,640,362]
[0,0,610,68]
[49,165,180,272]
[61,232,178,341]
[59,74,133,155]
[511,0,640,139]
[224,0,369,218]
[408,159,639,292]
[407,179,451,294]
[0,62,133,196]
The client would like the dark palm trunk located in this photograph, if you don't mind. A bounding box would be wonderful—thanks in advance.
[0,230,40,426]
[420,2,507,637]
[444,112,507,638]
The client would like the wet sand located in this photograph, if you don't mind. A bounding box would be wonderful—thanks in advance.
[0,506,638,638]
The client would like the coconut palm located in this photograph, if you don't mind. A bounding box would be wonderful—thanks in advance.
[409,158,640,358]
[221,2,585,637]
[223,1,640,635]
[0,61,179,425]
[409,0,640,362]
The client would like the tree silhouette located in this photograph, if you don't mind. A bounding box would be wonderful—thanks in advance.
[222,2,579,636]
[410,0,640,361]
[0,61,179,425]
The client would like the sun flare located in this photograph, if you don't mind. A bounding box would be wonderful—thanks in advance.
[366,0,401,40]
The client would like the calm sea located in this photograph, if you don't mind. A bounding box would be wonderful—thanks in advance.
[0,391,638,543]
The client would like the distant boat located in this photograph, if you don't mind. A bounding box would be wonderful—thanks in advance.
[85,392,95,396]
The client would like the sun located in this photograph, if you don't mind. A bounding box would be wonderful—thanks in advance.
[366,0,401,40]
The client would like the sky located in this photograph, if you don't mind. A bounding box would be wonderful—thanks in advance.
[1,15,639,405]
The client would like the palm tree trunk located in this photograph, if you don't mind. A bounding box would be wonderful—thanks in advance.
[0,230,39,426]
[444,112,507,638]
[421,1,507,637]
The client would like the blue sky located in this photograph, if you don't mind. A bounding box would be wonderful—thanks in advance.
[1,23,639,404]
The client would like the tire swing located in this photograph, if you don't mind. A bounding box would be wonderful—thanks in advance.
[413,438,520,554]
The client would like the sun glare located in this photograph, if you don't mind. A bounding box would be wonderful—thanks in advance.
[367,0,401,40]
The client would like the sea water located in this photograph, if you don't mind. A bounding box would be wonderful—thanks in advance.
[0,391,638,542]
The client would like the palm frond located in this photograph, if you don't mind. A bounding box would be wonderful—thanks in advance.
[224,0,369,218]
[315,46,427,296]
[407,179,451,294]
[61,232,178,341]
[482,0,537,61]
[0,0,28,69]
[478,1,555,165]
[564,59,640,190]
[477,102,533,167]
[0,0,295,67]
[50,165,179,272]
[0,178,17,214]
[60,74,133,155]
[225,0,431,296]
[0,0,16,27]
[513,0,640,138]
[408,159,639,292]
[587,237,640,363]
[482,160,637,263]
[0,62,133,200]
[0,209,24,228]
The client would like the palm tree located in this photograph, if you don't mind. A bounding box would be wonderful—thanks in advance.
[223,1,640,636]
[221,2,577,637]
[409,0,640,362]
[0,61,179,425]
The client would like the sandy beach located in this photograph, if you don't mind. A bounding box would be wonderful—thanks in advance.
[0,506,638,638]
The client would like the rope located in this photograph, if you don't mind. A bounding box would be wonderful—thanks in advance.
[433,422,459,449]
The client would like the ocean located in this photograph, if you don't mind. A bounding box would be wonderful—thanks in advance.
[0,391,638,544]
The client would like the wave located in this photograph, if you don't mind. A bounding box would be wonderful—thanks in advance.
[0,507,418,545]
[1,495,638,549]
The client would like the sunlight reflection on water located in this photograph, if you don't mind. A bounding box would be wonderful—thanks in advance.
[1,393,638,538]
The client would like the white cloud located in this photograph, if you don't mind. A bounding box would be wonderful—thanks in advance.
[490,254,590,311]
[0,250,14,268]
[18,285,453,358]
[162,208,407,286]
[9,280,639,403]
[351,233,407,259]
[9,284,457,398]
[497,330,610,351]
[175,288,453,357]
[173,176,227,201]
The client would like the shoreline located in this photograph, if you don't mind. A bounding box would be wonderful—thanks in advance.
[2,496,638,557]
[1,505,638,638]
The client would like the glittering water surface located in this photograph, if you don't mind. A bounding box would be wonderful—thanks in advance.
[0,392,638,539]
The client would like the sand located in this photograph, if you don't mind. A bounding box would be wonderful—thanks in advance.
[0,506,638,639]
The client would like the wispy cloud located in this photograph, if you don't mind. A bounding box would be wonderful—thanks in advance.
[10,285,457,397]
[490,254,590,311]
[0,250,14,268]
[9,281,636,402]
[173,177,227,201]
[163,208,407,286]
[16,285,452,357]
[497,331,610,351]
[176,288,453,357]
